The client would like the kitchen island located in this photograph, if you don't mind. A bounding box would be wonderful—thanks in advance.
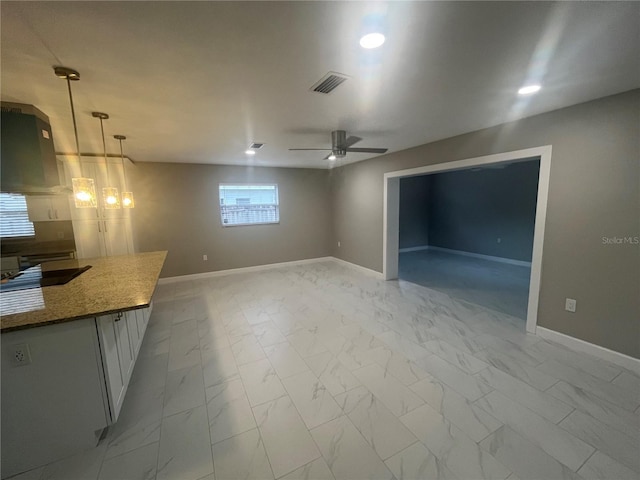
[1,250,167,331]
[0,251,167,478]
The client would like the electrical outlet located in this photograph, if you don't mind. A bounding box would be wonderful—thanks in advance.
[497,237,502,244]
[565,298,577,313]
[337,241,341,247]
[11,344,32,367]
[203,254,208,261]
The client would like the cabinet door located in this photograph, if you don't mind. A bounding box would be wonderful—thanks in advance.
[96,315,125,422]
[49,195,71,220]
[114,312,134,385]
[135,308,146,339]
[26,196,53,221]
[126,310,140,358]
[73,219,106,259]
[103,218,133,257]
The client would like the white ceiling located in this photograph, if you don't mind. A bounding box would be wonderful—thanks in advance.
[1,1,638,169]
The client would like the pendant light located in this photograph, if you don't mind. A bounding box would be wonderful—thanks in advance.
[54,66,97,208]
[92,112,120,209]
[114,135,135,208]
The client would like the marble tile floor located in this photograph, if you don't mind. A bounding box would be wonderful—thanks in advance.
[9,260,639,480]
[399,249,531,320]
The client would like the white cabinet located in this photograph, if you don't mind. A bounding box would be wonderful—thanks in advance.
[62,158,135,259]
[104,218,134,257]
[73,217,134,259]
[135,308,148,340]
[1,299,154,477]
[95,306,150,423]
[96,314,126,421]
[26,195,71,221]
[125,310,139,358]
[1,319,110,477]
[73,220,104,259]
[96,312,133,421]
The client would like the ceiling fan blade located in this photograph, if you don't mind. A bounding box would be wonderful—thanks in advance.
[288,148,333,151]
[343,136,362,148]
[345,147,388,154]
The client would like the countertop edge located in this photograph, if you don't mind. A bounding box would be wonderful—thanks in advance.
[0,302,152,333]
[1,251,167,333]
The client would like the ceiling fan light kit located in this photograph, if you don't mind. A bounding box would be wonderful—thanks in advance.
[289,130,388,161]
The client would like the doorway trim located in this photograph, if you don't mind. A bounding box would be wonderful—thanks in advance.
[383,145,552,334]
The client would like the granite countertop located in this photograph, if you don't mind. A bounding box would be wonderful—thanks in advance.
[0,251,167,333]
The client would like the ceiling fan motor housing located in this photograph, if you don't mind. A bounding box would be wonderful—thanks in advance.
[331,130,348,157]
[331,130,347,148]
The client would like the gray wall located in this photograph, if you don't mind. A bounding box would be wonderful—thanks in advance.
[331,90,640,358]
[398,176,430,249]
[427,161,539,261]
[128,162,332,278]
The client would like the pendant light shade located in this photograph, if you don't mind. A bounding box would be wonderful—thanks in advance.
[114,135,135,208]
[103,187,120,207]
[92,112,121,209]
[55,66,97,208]
[72,177,97,206]
[121,191,135,208]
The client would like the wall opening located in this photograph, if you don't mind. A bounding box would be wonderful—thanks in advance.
[383,146,552,333]
[397,159,540,321]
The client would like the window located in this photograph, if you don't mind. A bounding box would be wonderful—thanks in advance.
[219,184,279,226]
[0,193,35,238]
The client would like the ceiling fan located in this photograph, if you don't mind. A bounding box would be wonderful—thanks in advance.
[289,130,388,160]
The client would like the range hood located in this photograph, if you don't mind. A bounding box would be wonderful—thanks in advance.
[1,102,69,195]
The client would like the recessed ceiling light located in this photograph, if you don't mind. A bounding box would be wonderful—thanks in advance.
[359,33,385,49]
[245,149,256,155]
[518,84,541,95]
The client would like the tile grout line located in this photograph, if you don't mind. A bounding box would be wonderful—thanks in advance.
[197,312,216,480]
[84,262,634,480]
[154,301,176,480]
[234,326,279,480]
[574,447,598,474]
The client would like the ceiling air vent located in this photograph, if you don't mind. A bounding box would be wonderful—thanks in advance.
[249,142,265,149]
[1,105,24,114]
[310,72,349,94]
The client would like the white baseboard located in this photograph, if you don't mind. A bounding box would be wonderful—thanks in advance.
[330,257,384,279]
[398,245,430,253]
[425,246,532,267]
[536,326,640,375]
[158,256,333,284]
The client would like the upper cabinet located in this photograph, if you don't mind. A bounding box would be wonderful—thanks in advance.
[25,195,71,222]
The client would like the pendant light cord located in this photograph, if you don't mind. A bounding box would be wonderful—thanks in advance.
[66,76,84,177]
[99,116,111,185]
[118,138,128,191]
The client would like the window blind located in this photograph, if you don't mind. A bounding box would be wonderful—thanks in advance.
[219,184,279,226]
[0,193,36,238]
